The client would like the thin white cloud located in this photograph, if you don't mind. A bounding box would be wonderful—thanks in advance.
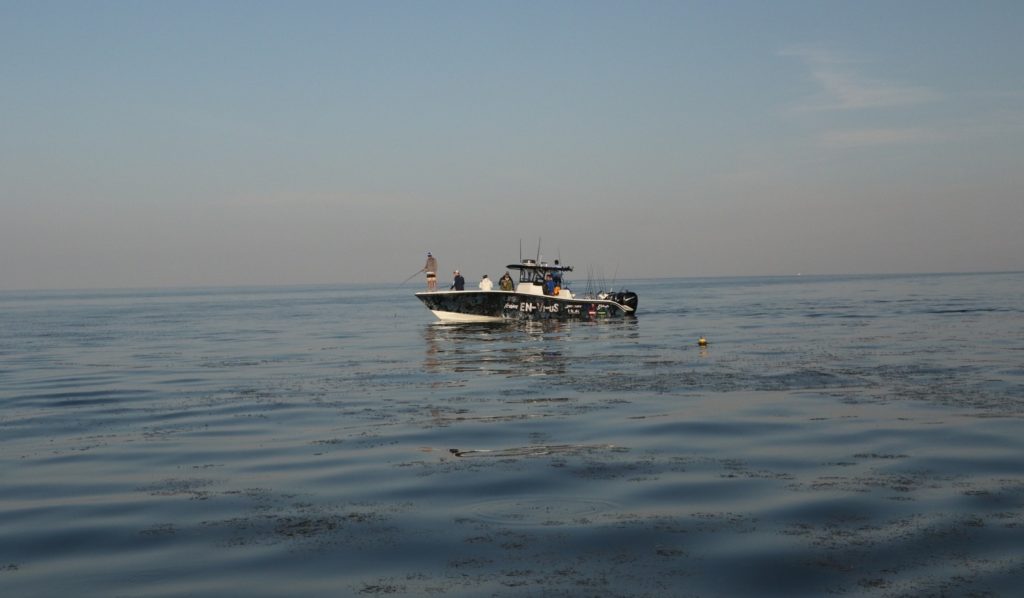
[779,45,853,67]
[782,46,941,111]
[809,70,940,110]
[820,127,945,149]
[818,108,1024,149]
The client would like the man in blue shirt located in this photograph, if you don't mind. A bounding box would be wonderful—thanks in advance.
[543,273,556,295]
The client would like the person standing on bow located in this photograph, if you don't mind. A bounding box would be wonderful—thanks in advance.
[423,252,438,291]
[478,274,493,291]
[450,270,465,291]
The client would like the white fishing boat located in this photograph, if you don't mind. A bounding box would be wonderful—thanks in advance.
[415,258,638,323]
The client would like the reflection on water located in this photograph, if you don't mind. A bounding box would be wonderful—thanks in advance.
[422,319,640,377]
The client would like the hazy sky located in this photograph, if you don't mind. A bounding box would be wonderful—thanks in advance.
[3,1,1022,290]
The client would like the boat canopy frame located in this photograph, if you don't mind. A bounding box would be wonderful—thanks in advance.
[507,260,574,284]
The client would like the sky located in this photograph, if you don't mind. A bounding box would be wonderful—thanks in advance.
[2,0,1022,290]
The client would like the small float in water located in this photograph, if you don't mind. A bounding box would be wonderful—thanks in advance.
[415,258,638,323]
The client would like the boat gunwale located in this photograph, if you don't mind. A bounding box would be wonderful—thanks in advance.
[414,289,634,313]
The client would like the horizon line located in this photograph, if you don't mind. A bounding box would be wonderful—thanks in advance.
[2,269,1021,295]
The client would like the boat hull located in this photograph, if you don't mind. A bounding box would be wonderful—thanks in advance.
[415,291,633,322]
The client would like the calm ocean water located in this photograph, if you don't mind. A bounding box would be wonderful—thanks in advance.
[2,272,1023,597]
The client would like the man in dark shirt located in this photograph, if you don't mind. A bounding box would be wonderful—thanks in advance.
[543,273,555,295]
[451,270,465,291]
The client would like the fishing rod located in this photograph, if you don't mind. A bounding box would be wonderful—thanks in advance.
[400,269,423,285]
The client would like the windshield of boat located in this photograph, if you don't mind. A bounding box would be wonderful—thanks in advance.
[510,264,571,284]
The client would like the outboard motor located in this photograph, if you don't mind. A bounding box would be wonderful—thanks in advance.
[612,291,639,314]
